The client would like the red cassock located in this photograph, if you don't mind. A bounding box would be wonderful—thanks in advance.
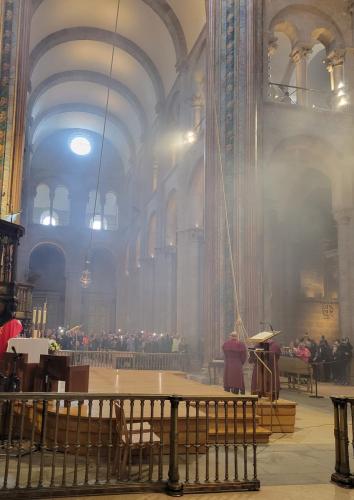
[222,339,247,391]
[0,319,23,357]
[251,340,281,398]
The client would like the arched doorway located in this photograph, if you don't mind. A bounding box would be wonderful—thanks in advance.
[264,139,339,343]
[81,248,116,334]
[29,244,66,328]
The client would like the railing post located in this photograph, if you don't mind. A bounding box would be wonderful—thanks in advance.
[331,396,354,486]
[167,396,183,497]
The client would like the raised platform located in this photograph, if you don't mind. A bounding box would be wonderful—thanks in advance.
[256,398,297,433]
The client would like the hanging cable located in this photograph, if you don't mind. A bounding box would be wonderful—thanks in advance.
[80,0,121,288]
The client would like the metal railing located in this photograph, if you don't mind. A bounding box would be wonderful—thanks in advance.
[57,350,190,371]
[0,392,259,497]
[267,82,332,111]
[331,396,354,487]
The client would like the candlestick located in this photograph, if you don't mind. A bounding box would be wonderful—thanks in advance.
[32,307,37,327]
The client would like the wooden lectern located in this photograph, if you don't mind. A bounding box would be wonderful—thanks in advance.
[248,330,281,400]
[34,355,89,393]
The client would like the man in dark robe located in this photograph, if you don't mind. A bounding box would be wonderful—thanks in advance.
[222,332,247,394]
[250,339,281,400]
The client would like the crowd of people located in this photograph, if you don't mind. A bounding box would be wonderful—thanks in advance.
[43,328,189,354]
[282,335,353,385]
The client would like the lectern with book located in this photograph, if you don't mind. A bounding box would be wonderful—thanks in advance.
[248,330,281,401]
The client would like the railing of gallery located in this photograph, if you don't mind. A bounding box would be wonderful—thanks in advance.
[331,396,354,487]
[267,82,332,111]
[57,350,189,371]
[0,392,259,498]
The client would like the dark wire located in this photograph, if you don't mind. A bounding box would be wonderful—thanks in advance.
[88,0,121,253]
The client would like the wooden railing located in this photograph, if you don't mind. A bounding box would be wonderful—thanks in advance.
[57,350,190,372]
[331,396,354,487]
[0,392,259,497]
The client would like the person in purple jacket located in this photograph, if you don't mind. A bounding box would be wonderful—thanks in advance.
[222,332,247,394]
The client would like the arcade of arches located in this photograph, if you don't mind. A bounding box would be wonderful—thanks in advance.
[1,0,354,364]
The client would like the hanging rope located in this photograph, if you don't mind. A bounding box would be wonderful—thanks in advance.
[89,0,121,251]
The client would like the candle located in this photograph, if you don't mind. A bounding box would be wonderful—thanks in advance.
[37,308,42,330]
[43,302,47,326]
[32,307,37,327]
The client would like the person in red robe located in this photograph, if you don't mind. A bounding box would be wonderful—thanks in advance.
[250,339,281,400]
[0,297,22,358]
[222,332,247,394]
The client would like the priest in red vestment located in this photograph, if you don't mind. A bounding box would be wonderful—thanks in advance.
[222,332,247,394]
[0,297,22,358]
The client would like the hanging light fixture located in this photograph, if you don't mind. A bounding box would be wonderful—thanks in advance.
[80,0,121,288]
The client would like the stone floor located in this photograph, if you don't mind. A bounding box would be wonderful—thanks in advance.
[59,380,354,499]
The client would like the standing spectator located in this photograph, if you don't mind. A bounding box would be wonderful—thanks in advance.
[339,338,353,385]
[295,342,311,363]
[315,336,332,382]
[332,340,341,383]
[172,335,180,353]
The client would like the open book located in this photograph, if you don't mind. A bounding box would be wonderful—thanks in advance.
[248,330,281,343]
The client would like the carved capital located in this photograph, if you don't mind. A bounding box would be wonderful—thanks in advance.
[326,49,345,71]
[290,45,312,64]
[268,36,278,57]
[334,208,353,225]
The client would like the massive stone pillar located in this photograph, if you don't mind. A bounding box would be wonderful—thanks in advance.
[334,209,354,342]
[0,0,31,220]
[204,0,264,363]
[176,227,203,353]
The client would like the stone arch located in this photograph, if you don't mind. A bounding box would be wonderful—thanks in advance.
[28,70,148,137]
[32,0,188,70]
[29,242,67,328]
[31,104,136,161]
[30,27,165,106]
[270,4,345,50]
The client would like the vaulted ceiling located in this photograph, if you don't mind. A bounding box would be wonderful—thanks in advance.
[28,0,206,171]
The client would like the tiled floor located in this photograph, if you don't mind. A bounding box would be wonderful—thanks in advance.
[59,484,354,500]
[59,379,354,499]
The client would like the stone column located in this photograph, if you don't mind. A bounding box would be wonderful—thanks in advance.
[290,44,312,106]
[334,209,354,341]
[0,0,31,219]
[69,189,88,227]
[326,50,346,110]
[176,227,203,354]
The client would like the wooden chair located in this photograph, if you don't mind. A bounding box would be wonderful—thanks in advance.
[113,401,160,479]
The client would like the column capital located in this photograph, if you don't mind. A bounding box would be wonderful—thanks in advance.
[267,35,278,57]
[326,49,345,71]
[290,44,312,64]
[334,208,353,225]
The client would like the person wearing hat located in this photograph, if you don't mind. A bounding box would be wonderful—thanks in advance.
[222,331,247,394]
[0,296,22,358]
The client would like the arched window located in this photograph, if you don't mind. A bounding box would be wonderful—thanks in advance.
[165,191,177,247]
[104,192,118,230]
[86,190,103,229]
[148,213,157,258]
[33,184,50,224]
[40,210,59,226]
[53,186,70,226]
[90,215,108,231]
